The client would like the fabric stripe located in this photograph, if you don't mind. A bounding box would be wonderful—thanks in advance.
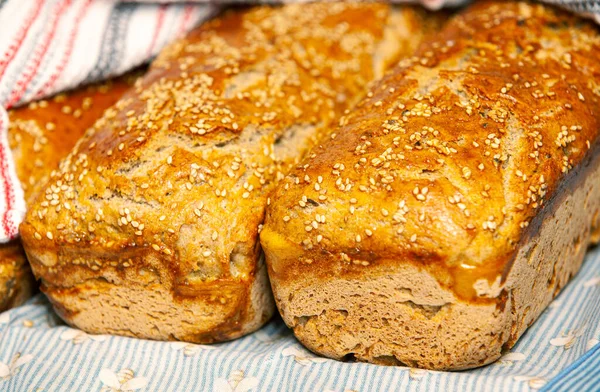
[84,3,134,83]
[6,0,71,108]
[147,4,167,57]
[35,0,93,99]
[178,5,195,37]
[541,344,600,391]
[0,108,24,240]
[0,0,45,83]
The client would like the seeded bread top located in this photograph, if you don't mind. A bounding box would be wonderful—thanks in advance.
[20,4,435,290]
[8,74,139,203]
[261,1,600,301]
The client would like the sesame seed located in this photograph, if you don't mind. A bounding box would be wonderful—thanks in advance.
[462,167,472,179]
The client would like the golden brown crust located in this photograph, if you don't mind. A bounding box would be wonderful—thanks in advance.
[8,73,141,203]
[261,1,600,368]
[20,4,437,342]
[0,74,140,312]
[263,1,600,299]
[0,241,35,312]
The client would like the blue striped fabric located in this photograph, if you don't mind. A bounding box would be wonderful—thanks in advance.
[0,248,598,391]
[542,344,600,392]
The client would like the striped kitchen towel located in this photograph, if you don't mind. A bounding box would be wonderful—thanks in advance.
[0,0,600,243]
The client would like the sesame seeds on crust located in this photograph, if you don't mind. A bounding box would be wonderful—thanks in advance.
[262,1,600,299]
[20,4,427,282]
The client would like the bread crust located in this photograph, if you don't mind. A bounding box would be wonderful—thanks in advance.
[0,241,35,312]
[0,74,139,312]
[20,4,436,342]
[261,1,600,369]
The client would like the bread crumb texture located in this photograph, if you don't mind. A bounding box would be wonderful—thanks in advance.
[261,1,600,369]
[20,4,434,342]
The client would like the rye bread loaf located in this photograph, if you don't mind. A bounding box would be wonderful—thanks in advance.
[0,75,138,312]
[261,1,600,370]
[19,4,438,342]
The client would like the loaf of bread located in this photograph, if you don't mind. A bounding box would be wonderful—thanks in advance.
[261,1,600,370]
[20,4,438,342]
[0,75,139,312]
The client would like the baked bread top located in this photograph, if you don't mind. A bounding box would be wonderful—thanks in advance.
[20,4,434,290]
[261,1,600,301]
[8,74,140,203]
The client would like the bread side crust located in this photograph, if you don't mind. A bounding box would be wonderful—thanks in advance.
[0,242,36,312]
[0,74,142,312]
[44,255,273,342]
[267,145,600,370]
